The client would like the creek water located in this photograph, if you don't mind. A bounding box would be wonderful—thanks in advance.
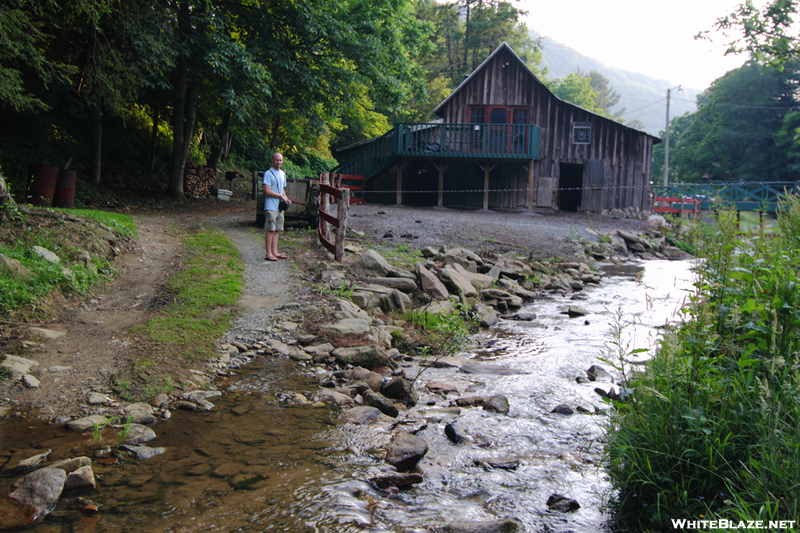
[0,259,694,532]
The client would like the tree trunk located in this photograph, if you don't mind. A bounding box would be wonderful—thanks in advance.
[90,105,102,185]
[206,108,232,169]
[169,59,188,197]
[269,116,281,151]
[179,80,200,169]
[148,89,161,173]
[223,133,233,161]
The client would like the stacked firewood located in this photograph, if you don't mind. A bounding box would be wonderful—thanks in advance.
[184,163,218,197]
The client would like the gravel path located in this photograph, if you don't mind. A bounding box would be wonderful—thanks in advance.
[346,204,648,259]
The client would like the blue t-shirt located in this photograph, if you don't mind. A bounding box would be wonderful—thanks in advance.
[263,168,286,211]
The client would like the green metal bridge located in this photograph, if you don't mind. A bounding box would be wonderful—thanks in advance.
[653,182,800,212]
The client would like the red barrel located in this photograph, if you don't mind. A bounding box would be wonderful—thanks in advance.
[28,164,59,206]
[52,169,77,208]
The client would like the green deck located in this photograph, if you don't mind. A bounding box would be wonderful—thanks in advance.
[333,122,542,181]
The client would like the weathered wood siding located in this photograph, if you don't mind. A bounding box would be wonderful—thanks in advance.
[436,47,656,212]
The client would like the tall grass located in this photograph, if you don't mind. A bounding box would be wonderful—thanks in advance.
[607,198,800,531]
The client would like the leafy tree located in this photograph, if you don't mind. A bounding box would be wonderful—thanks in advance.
[586,70,622,116]
[668,60,799,182]
[551,72,605,114]
[0,0,74,112]
[702,0,800,68]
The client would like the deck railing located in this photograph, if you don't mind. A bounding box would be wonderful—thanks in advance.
[395,122,541,160]
[333,122,542,181]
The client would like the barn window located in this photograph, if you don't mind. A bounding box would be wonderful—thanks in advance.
[572,122,591,144]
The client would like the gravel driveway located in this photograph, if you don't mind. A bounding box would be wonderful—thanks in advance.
[346,204,648,259]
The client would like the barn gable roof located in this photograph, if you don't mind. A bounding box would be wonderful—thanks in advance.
[433,42,658,140]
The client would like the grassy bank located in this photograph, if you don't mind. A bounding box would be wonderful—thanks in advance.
[133,228,243,361]
[0,206,136,319]
[607,197,800,530]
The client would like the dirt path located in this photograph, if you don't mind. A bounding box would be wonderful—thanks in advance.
[0,197,288,421]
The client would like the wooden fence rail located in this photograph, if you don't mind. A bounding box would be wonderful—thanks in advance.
[318,172,349,262]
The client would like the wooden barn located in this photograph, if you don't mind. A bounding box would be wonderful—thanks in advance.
[332,42,660,213]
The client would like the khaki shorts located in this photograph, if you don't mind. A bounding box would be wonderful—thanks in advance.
[265,210,284,231]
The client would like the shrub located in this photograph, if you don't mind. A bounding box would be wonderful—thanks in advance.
[607,197,800,530]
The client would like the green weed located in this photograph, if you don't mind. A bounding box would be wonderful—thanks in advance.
[134,229,243,360]
[607,196,800,530]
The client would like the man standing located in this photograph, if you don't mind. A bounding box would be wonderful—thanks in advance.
[263,152,291,261]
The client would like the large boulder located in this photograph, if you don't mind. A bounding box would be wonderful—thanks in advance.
[385,432,428,471]
[322,318,371,336]
[8,468,66,524]
[349,250,415,279]
[417,264,449,300]
[439,267,477,297]
[333,367,385,392]
[362,390,398,417]
[483,394,510,414]
[340,406,392,425]
[0,355,39,382]
[332,345,397,370]
[435,519,522,533]
[334,298,371,321]
[452,264,494,290]
[472,303,499,327]
[382,376,418,407]
[0,254,34,280]
[368,277,418,293]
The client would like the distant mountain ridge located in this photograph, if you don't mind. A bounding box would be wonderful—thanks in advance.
[530,31,699,136]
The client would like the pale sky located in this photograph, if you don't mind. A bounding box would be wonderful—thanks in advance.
[520,0,753,91]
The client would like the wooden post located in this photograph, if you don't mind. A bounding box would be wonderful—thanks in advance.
[335,188,350,262]
[320,172,331,244]
[252,170,259,200]
[434,162,448,208]
[524,162,534,211]
[479,162,497,211]
[396,162,404,205]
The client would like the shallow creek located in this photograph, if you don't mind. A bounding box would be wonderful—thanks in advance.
[0,259,694,532]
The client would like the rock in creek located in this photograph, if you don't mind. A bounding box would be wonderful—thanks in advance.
[459,363,529,376]
[368,472,424,490]
[474,456,519,471]
[2,449,51,474]
[454,396,484,408]
[332,344,397,370]
[123,402,157,425]
[121,444,165,460]
[432,518,522,532]
[385,432,428,472]
[547,493,581,513]
[382,376,418,407]
[587,364,613,382]
[362,390,398,418]
[563,306,590,318]
[64,465,96,492]
[122,424,157,445]
[333,367,384,392]
[444,421,468,444]
[340,406,392,425]
[0,468,66,528]
[66,415,110,433]
[551,404,574,415]
[483,394,510,414]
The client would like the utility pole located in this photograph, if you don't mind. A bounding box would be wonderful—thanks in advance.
[664,85,682,188]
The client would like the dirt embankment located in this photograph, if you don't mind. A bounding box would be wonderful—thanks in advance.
[0,196,644,421]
